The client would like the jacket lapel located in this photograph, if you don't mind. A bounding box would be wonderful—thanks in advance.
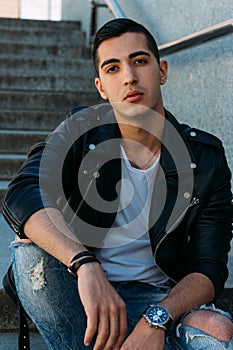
[149,110,196,251]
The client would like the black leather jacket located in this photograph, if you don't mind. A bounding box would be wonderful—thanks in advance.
[2,105,232,299]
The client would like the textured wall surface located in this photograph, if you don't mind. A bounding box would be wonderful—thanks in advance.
[62,0,232,172]
[112,0,233,175]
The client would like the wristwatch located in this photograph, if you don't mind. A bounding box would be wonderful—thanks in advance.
[143,305,173,331]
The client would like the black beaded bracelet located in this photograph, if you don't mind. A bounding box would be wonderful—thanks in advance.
[70,251,95,264]
[67,256,101,278]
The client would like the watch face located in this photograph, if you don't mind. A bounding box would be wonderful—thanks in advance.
[145,305,169,325]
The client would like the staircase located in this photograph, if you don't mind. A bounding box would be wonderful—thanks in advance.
[0,17,100,205]
[0,16,101,338]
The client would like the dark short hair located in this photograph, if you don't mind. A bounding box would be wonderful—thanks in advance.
[92,18,160,74]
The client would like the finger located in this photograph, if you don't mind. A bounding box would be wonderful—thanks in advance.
[93,313,110,350]
[114,302,127,349]
[102,306,120,349]
[84,308,98,347]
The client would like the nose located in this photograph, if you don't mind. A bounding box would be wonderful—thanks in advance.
[123,64,138,85]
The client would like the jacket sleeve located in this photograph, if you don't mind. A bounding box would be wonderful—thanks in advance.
[1,114,84,238]
[188,147,232,299]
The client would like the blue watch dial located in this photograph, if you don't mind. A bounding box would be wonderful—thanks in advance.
[145,305,170,325]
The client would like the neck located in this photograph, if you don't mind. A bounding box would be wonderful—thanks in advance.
[118,112,164,152]
[114,106,165,169]
[119,122,164,170]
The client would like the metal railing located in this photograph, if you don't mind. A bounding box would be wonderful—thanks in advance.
[159,19,233,56]
[104,0,125,18]
[90,0,125,38]
[90,1,233,56]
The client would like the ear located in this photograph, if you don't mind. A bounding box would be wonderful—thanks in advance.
[95,78,108,100]
[159,60,168,85]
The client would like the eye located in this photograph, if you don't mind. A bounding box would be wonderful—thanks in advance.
[134,58,148,65]
[106,65,119,73]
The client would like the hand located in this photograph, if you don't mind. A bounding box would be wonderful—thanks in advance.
[120,318,166,350]
[77,262,127,350]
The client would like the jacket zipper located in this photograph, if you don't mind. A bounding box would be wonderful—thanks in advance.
[68,163,100,226]
[153,196,200,283]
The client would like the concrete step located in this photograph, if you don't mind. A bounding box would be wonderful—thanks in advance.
[0,90,100,110]
[0,56,95,74]
[0,42,90,59]
[0,17,81,31]
[0,155,26,180]
[0,213,15,288]
[0,27,86,46]
[0,286,33,327]
[0,109,66,131]
[0,181,8,207]
[0,130,48,154]
[0,72,95,92]
[0,16,98,213]
[0,290,38,333]
[0,332,48,350]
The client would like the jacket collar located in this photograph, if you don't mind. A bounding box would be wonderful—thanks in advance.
[160,109,198,175]
[83,106,121,157]
[83,104,197,174]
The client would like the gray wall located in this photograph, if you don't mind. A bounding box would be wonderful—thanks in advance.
[62,0,232,174]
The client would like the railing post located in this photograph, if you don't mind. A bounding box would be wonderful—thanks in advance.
[89,0,125,44]
[90,0,98,39]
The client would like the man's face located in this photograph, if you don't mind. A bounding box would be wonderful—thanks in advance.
[95,32,168,119]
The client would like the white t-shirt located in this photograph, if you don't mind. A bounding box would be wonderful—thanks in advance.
[93,145,168,286]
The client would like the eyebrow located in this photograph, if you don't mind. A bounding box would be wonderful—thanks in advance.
[100,50,151,70]
[129,50,151,59]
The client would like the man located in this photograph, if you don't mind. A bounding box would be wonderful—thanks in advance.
[2,18,233,349]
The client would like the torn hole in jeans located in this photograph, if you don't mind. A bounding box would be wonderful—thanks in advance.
[29,257,46,291]
[176,324,231,348]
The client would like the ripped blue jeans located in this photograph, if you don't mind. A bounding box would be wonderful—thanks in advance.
[11,242,233,350]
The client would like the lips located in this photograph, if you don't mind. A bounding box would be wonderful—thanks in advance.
[124,90,143,102]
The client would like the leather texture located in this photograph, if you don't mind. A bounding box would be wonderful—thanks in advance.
[2,105,232,299]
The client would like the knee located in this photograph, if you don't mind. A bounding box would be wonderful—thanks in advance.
[182,309,233,342]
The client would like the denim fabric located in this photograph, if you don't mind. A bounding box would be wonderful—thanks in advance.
[11,242,233,350]
[170,325,233,349]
